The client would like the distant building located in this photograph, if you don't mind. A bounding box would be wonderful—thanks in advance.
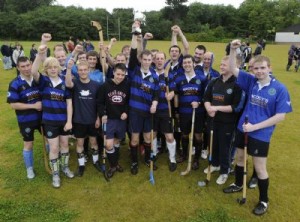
[275,24,300,43]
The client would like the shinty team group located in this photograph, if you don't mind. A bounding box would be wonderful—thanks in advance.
[7,25,292,216]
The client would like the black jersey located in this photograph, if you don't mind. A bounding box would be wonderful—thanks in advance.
[98,79,130,119]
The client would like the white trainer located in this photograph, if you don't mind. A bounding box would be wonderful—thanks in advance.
[201,149,208,159]
[62,167,74,178]
[26,167,35,179]
[52,175,61,188]
[204,165,220,174]
[216,174,228,185]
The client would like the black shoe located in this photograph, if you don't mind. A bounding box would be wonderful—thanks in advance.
[130,162,138,175]
[192,160,199,170]
[253,201,268,216]
[248,177,258,189]
[223,183,242,193]
[93,161,103,172]
[169,162,177,172]
[116,164,124,172]
[145,160,158,170]
[77,166,85,177]
[107,167,117,178]
[176,156,186,163]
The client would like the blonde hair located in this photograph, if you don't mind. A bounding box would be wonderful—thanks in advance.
[43,57,61,75]
[253,55,271,67]
[77,61,89,68]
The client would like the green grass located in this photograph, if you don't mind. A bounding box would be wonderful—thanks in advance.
[0,41,299,222]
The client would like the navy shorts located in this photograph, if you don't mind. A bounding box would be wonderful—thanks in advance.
[129,111,151,133]
[73,123,98,138]
[179,112,204,135]
[19,123,41,142]
[106,119,127,139]
[154,115,173,134]
[43,124,70,139]
[234,130,270,157]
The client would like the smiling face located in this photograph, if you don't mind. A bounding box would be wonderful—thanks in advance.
[253,61,271,81]
[77,62,89,81]
[141,53,152,70]
[203,52,213,69]
[43,57,61,78]
[194,48,205,63]
[87,56,98,69]
[219,58,230,76]
[182,57,194,73]
[169,46,181,62]
[54,50,67,67]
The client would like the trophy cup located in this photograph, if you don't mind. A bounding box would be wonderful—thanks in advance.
[132,11,146,35]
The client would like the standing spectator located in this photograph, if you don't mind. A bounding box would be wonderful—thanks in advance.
[1,42,12,69]
[286,44,296,71]
[12,43,25,75]
[253,41,263,56]
[30,44,38,62]
[85,40,95,52]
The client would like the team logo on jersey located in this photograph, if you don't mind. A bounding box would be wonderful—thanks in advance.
[112,95,123,103]
[268,88,276,96]
[79,90,90,96]
[149,77,154,83]
[227,88,233,94]
[25,128,31,133]
[287,101,291,106]
[47,131,53,137]
[61,85,65,91]
[196,79,201,85]
[7,92,11,97]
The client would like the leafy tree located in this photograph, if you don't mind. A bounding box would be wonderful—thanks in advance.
[2,0,55,13]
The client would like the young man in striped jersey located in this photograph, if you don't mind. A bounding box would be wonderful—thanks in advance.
[127,32,159,175]
[32,33,74,188]
[174,54,205,170]
[7,56,42,179]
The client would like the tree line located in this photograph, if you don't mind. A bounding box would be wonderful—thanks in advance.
[0,0,300,41]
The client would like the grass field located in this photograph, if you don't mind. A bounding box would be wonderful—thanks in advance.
[0,40,299,222]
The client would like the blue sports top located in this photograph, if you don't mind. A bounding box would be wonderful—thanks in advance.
[89,69,105,85]
[156,71,176,117]
[174,72,205,115]
[237,70,292,142]
[7,75,41,126]
[38,74,71,126]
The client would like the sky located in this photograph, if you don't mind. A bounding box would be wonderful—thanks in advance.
[54,0,244,13]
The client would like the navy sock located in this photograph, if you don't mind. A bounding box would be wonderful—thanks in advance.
[258,178,269,203]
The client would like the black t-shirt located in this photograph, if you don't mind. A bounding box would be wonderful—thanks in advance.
[72,79,100,124]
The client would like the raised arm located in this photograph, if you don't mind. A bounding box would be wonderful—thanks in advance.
[171,25,189,55]
[65,58,75,88]
[32,33,52,82]
[171,26,178,46]
[229,39,241,78]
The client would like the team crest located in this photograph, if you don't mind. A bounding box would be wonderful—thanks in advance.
[149,77,154,83]
[25,128,31,133]
[196,79,201,85]
[268,88,276,96]
[226,88,233,94]
[61,85,65,90]
[7,92,11,97]
[47,131,53,137]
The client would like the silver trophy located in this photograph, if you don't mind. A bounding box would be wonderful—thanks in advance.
[132,11,146,35]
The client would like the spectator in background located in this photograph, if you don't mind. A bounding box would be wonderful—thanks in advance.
[1,42,12,69]
[12,43,25,75]
[85,40,95,52]
[286,44,296,71]
[253,41,263,56]
[30,44,38,62]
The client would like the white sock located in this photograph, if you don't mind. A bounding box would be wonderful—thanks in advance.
[167,140,176,163]
[152,137,158,156]
[78,157,85,166]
